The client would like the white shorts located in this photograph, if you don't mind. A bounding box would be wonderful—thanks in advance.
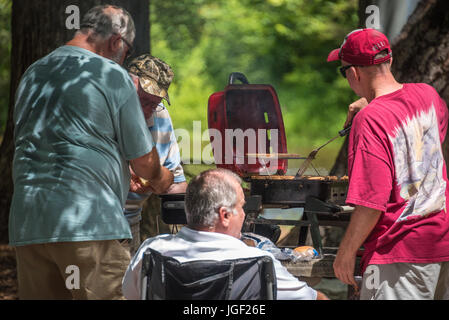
[360,261,449,300]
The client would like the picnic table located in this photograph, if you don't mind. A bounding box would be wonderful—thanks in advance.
[244,201,362,299]
[281,250,362,300]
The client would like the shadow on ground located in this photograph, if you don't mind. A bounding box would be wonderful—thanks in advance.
[0,245,18,300]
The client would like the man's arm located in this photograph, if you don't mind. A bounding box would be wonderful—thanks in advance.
[165,181,188,194]
[344,97,368,128]
[333,205,382,287]
[130,147,174,194]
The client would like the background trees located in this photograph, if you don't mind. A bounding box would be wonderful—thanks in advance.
[150,0,358,166]
[0,1,448,243]
[331,0,449,176]
[0,0,149,243]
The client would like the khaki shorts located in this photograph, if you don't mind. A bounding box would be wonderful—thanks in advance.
[15,240,131,300]
[360,262,449,300]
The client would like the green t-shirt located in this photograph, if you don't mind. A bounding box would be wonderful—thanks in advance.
[9,45,154,246]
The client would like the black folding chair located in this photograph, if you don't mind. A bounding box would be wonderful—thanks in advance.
[140,248,277,300]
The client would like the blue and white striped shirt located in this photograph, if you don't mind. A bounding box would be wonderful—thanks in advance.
[125,104,185,213]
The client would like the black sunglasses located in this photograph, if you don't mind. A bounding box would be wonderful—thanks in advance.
[120,37,134,60]
[339,65,355,78]
[339,64,365,78]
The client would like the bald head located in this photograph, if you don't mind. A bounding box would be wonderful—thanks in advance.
[78,5,135,46]
[67,5,136,65]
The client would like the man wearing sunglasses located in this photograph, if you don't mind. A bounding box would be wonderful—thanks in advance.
[328,28,449,300]
[10,5,173,299]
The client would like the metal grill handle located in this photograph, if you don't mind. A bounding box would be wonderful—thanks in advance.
[228,72,249,85]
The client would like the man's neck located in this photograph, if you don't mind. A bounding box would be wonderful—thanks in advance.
[189,225,215,233]
[66,33,107,58]
[365,74,403,102]
[188,225,240,239]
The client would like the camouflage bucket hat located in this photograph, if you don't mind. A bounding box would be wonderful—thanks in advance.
[127,54,174,105]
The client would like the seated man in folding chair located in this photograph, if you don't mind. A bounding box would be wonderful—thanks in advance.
[122,168,329,300]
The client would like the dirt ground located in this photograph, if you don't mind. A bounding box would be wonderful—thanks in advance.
[0,245,18,300]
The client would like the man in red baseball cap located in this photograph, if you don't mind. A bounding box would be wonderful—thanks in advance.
[329,28,449,300]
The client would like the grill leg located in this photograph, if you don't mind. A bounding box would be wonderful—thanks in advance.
[297,226,309,246]
[308,212,323,256]
[297,212,309,246]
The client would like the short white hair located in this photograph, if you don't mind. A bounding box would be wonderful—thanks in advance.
[79,5,135,44]
[185,169,242,229]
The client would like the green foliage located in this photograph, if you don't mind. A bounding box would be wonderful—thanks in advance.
[0,1,359,170]
[0,0,11,137]
[151,0,359,170]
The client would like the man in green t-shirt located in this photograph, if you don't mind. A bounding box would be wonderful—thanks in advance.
[10,5,173,300]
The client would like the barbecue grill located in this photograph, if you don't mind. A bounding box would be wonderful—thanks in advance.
[160,72,352,255]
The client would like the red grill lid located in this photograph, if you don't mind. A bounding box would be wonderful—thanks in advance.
[207,73,287,177]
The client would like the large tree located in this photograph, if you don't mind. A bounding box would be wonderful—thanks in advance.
[331,0,449,176]
[0,0,149,244]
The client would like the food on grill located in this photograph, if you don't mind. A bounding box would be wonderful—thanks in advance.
[250,175,295,180]
[249,174,348,205]
[250,175,344,181]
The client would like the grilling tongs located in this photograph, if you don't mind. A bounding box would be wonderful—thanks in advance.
[294,125,352,179]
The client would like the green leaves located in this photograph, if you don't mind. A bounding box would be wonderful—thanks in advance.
[150,0,359,168]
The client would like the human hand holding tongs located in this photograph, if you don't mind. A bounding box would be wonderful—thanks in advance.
[294,125,352,179]
[294,97,368,179]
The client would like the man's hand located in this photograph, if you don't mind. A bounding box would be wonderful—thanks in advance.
[165,181,188,194]
[316,290,330,300]
[129,169,156,194]
[333,249,358,288]
[333,205,381,289]
[130,147,174,194]
[344,97,368,128]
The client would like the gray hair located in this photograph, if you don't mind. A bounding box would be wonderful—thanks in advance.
[185,169,242,229]
[79,5,135,43]
[375,49,392,61]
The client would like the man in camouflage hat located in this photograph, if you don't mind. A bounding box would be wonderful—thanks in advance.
[123,54,187,256]
[127,53,174,106]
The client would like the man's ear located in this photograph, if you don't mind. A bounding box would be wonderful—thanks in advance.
[348,66,360,82]
[108,33,122,53]
[218,207,232,228]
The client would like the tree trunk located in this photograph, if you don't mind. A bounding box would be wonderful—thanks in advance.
[331,0,372,177]
[390,0,449,166]
[0,0,149,244]
[331,0,449,177]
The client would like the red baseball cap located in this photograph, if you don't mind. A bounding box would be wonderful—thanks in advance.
[327,28,392,65]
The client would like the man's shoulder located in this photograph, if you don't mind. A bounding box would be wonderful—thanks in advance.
[153,107,171,119]
[28,45,132,85]
[141,233,175,247]
[407,82,436,91]
[65,46,132,83]
[352,102,379,127]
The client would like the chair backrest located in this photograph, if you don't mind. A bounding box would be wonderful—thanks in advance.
[140,248,277,300]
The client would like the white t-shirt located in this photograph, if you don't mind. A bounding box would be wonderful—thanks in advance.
[122,227,317,300]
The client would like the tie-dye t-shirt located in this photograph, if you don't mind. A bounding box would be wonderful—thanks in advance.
[346,83,449,272]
